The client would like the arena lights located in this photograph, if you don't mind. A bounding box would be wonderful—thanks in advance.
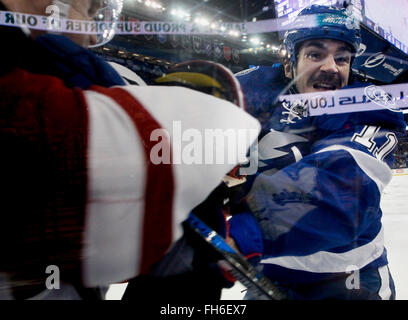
[280,48,287,57]
[244,43,280,55]
[210,22,218,29]
[194,17,210,26]
[129,0,164,11]
[228,30,240,37]
[250,37,261,45]
[170,8,191,21]
[144,0,164,11]
[125,1,245,40]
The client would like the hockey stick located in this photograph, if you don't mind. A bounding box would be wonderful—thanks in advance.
[185,214,287,300]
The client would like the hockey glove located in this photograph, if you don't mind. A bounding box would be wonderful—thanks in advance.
[228,212,264,266]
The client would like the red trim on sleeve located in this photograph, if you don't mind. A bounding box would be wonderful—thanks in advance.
[221,268,237,283]
[245,252,262,260]
[0,68,89,282]
[89,86,175,274]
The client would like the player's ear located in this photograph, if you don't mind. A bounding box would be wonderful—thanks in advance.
[284,60,292,79]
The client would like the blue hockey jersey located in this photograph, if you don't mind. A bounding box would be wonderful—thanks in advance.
[234,65,406,299]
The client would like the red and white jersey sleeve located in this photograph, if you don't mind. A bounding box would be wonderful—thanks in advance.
[0,69,260,288]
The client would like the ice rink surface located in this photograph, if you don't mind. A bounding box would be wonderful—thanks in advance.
[106,171,408,300]
[380,171,408,300]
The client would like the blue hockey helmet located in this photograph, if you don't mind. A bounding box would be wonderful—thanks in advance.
[283,5,362,64]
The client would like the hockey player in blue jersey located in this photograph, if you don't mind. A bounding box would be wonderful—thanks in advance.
[229,5,407,300]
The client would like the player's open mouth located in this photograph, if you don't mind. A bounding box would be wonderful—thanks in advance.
[312,83,337,90]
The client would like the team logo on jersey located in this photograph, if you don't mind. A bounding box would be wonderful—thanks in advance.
[356,43,367,57]
[272,189,315,206]
[280,100,309,124]
[362,52,386,68]
[364,85,398,111]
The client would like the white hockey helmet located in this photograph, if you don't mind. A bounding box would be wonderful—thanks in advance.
[51,0,124,47]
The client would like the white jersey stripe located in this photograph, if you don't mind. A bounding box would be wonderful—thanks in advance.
[261,227,384,273]
[378,266,392,300]
[261,145,390,274]
[315,145,392,193]
[291,146,303,162]
[83,90,146,286]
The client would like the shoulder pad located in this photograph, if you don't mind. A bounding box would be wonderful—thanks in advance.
[236,65,288,118]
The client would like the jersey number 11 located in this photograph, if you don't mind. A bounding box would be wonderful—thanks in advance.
[352,125,398,161]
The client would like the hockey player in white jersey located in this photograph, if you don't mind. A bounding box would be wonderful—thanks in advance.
[0,0,260,299]
[229,5,407,299]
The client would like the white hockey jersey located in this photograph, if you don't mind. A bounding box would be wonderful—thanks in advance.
[0,67,260,297]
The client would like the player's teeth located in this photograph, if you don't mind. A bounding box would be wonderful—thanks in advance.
[316,84,334,89]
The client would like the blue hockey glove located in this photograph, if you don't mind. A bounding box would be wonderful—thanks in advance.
[228,212,264,265]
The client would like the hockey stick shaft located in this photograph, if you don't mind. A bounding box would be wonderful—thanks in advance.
[185,214,287,300]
